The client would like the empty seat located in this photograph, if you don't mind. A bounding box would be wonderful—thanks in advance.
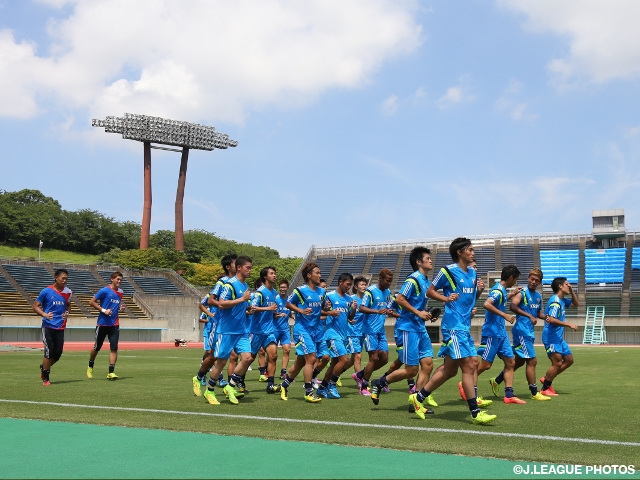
[2,264,53,293]
[368,253,399,273]
[131,276,183,295]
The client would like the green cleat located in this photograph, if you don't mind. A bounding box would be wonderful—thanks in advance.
[305,391,322,403]
[489,377,500,397]
[223,384,239,404]
[336,376,342,387]
[86,367,93,379]
[477,396,493,408]
[471,411,497,425]
[192,376,202,396]
[425,394,438,407]
[204,389,220,405]
[280,386,288,401]
[531,392,551,401]
[106,372,118,380]
[259,374,268,382]
[408,393,427,420]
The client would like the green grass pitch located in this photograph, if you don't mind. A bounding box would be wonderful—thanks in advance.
[0,346,638,466]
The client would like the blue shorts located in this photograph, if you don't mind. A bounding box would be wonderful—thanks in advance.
[513,335,536,359]
[364,332,388,352]
[437,330,477,360]
[294,331,317,356]
[326,338,348,358]
[477,336,514,363]
[213,333,251,360]
[397,330,433,367]
[273,329,291,347]
[545,341,572,357]
[249,333,277,355]
[346,336,363,354]
[204,329,214,351]
[316,339,330,358]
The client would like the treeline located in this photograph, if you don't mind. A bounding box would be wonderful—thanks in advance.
[0,189,140,253]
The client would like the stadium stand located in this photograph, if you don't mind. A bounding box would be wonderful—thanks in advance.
[500,244,535,276]
[130,276,183,295]
[584,248,626,284]
[2,264,53,293]
[368,253,399,274]
[539,249,579,284]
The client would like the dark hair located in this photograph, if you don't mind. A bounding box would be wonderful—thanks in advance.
[260,266,276,282]
[54,268,68,277]
[409,246,431,271]
[551,277,567,293]
[253,278,263,290]
[449,237,472,262]
[337,272,353,284]
[352,276,368,294]
[320,278,327,284]
[301,262,319,282]
[110,271,123,280]
[221,254,238,275]
[279,279,289,287]
[235,255,252,268]
[501,265,520,281]
[379,268,393,280]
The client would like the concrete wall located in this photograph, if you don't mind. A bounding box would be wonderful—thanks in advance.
[139,294,202,342]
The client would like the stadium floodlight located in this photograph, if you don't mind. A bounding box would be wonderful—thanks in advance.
[92,113,238,251]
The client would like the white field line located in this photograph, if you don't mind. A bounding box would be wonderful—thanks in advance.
[1,399,638,447]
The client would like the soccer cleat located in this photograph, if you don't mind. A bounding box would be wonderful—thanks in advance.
[408,394,427,420]
[477,397,493,408]
[107,372,118,380]
[234,385,248,397]
[383,385,391,393]
[279,373,286,380]
[370,383,382,405]
[218,378,229,388]
[489,377,500,397]
[425,394,438,408]
[200,376,207,386]
[280,386,288,401]
[316,385,329,398]
[457,381,467,401]
[503,396,526,404]
[540,388,559,397]
[327,384,340,399]
[259,374,268,382]
[86,366,93,379]
[471,411,497,425]
[223,385,239,404]
[359,387,371,396]
[409,385,417,394]
[540,376,545,384]
[42,380,50,386]
[531,392,551,401]
[192,376,202,396]
[204,389,220,405]
[351,372,363,389]
[266,384,281,394]
[305,391,322,403]
[336,377,342,387]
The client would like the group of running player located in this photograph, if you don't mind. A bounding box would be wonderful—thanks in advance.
[188,238,579,425]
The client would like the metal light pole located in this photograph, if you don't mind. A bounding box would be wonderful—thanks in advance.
[92,114,238,251]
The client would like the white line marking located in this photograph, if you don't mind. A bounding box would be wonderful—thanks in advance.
[1,399,638,447]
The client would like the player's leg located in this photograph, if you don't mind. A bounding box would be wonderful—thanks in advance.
[106,326,119,379]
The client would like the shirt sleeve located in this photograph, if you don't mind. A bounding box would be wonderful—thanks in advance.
[361,290,373,308]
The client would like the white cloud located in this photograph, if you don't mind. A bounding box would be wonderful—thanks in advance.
[436,76,475,109]
[495,79,537,121]
[0,0,423,124]
[381,94,399,116]
[501,0,640,84]
[625,125,640,137]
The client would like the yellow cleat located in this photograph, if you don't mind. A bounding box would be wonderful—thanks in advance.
[336,376,342,387]
[425,394,438,407]
[204,389,220,405]
[280,386,288,401]
[192,376,202,396]
[86,367,93,379]
[223,385,239,404]
[531,392,551,401]
[471,411,497,425]
[106,372,118,380]
[408,393,427,420]
[477,396,493,408]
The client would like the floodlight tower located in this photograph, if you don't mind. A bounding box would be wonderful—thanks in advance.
[92,114,238,251]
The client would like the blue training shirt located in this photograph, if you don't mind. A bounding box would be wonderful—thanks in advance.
[481,282,509,338]
[511,287,542,339]
[431,264,477,332]
[323,290,352,341]
[347,294,365,337]
[94,285,124,327]
[216,276,250,334]
[250,285,277,334]
[361,285,391,335]
[542,295,572,344]
[36,285,72,330]
[288,284,326,336]
[274,294,290,331]
[395,271,430,333]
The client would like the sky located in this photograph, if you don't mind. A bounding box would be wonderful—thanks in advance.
[2,0,640,257]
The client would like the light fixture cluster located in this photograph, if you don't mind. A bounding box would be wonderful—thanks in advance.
[92,113,238,150]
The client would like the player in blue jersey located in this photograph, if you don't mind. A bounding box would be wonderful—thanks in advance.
[489,268,550,401]
[33,269,71,386]
[274,279,293,379]
[370,247,438,411]
[191,255,236,395]
[249,266,281,394]
[311,279,331,389]
[540,277,578,396]
[197,293,215,385]
[281,262,326,403]
[87,271,125,380]
[193,255,253,405]
[411,238,496,425]
[354,269,395,396]
[345,276,368,382]
[475,265,527,404]
[316,273,357,399]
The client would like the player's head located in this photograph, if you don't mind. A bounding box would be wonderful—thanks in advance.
[110,271,123,280]
[449,237,473,264]
[235,255,252,279]
[409,246,432,272]
[337,272,353,294]
[110,271,123,286]
[253,278,263,290]
[221,254,238,276]
[278,279,289,295]
[301,262,321,286]
[527,268,543,290]
[378,268,393,290]
[352,276,368,294]
[501,264,520,287]
[319,278,327,289]
[551,276,568,293]
[260,266,277,285]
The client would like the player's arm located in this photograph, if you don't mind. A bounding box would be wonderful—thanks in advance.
[89,295,113,316]
[32,300,54,319]
[567,284,579,308]
[484,296,516,324]
[286,291,312,316]
[509,291,535,324]
[426,284,458,304]
[395,294,431,321]
[218,287,251,309]
[544,314,578,331]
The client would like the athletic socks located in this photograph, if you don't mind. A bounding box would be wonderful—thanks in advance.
[321,380,329,388]
[88,360,95,368]
[108,364,115,374]
[259,366,267,375]
[505,386,514,398]
[229,373,242,387]
[542,379,552,390]
[378,375,388,388]
[196,370,205,381]
[267,376,274,388]
[467,398,480,418]
[407,378,415,389]
[330,374,340,385]
[356,369,365,380]
[416,387,431,404]
[312,367,321,380]
[282,375,293,389]
[280,368,287,377]
[361,379,369,391]
[529,383,538,395]
[304,382,313,395]
[494,371,504,384]
[207,377,217,389]
[42,369,50,381]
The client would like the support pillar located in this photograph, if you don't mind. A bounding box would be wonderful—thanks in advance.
[175,147,189,252]
[140,141,152,250]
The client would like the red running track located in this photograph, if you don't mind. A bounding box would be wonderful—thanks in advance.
[0,341,206,351]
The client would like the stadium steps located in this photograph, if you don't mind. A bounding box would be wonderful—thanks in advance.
[392,252,406,290]
[0,292,35,315]
[494,240,502,271]
[361,255,374,277]
[0,264,37,306]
